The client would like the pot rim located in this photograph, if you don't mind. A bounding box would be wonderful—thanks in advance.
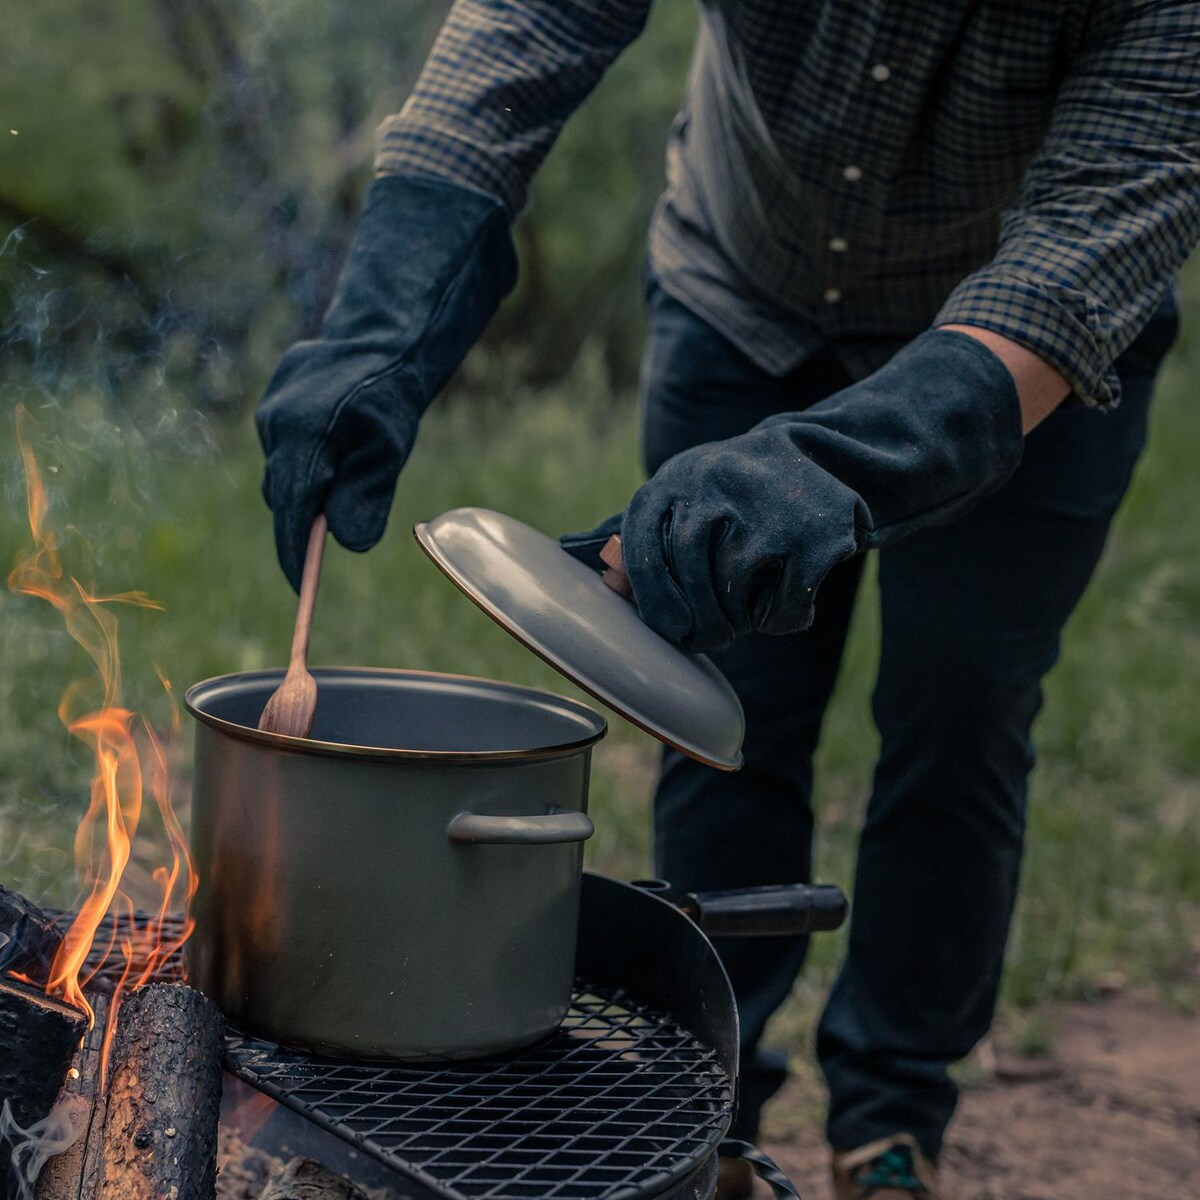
[184,666,608,764]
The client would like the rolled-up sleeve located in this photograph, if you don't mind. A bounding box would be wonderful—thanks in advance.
[376,0,653,217]
[936,0,1200,407]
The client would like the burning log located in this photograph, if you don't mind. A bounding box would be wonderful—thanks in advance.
[0,974,87,1200]
[0,885,64,987]
[258,1159,368,1200]
[34,979,225,1200]
[94,983,223,1200]
[0,976,87,1131]
[36,996,111,1200]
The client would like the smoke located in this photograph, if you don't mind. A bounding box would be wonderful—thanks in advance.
[1,231,222,579]
[0,1095,87,1200]
[0,0,430,911]
[0,1,435,410]
[0,375,217,913]
[0,795,74,912]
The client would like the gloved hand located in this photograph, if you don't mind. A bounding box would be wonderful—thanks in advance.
[257,175,517,590]
[562,329,1024,654]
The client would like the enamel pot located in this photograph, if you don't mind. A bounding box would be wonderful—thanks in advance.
[185,667,605,1061]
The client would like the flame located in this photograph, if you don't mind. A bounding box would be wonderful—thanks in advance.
[6,406,195,1041]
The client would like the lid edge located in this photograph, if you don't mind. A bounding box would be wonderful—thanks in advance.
[414,520,743,772]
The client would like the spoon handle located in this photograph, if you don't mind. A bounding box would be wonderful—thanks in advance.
[599,534,633,600]
[290,514,328,669]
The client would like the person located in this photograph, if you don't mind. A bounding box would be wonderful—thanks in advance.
[255,3,1200,1197]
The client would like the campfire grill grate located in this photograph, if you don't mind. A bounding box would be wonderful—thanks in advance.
[66,910,189,992]
[74,913,733,1200]
[225,986,732,1200]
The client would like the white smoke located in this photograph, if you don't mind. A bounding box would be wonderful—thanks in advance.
[0,1094,87,1200]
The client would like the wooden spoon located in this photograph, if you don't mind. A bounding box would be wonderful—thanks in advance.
[258,514,328,738]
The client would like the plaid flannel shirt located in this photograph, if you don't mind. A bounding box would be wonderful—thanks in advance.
[377,1,1200,407]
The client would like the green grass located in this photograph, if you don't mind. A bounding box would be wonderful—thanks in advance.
[1,305,1198,1046]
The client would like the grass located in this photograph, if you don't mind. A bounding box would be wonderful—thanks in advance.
[1,293,1198,1054]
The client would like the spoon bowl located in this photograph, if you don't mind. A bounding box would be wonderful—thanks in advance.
[257,663,319,738]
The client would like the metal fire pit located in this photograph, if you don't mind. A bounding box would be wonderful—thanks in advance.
[74,871,828,1199]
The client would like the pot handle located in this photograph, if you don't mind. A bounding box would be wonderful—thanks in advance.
[447,808,595,845]
[681,883,848,937]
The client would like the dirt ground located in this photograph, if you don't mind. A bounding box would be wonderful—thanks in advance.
[760,993,1200,1199]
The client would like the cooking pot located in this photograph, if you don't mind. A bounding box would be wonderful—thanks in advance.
[185,667,606,1060]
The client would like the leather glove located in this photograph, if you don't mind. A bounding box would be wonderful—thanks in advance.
[257,175,517,589]
[562,329,1024,654]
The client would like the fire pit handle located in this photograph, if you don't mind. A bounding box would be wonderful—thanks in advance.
[682,883,848,937]
[447,808,595,845]
[719,1140,802,1198]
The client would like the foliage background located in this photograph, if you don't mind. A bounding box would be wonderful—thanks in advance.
[1,0,1197,1055]
[0,0,697,401]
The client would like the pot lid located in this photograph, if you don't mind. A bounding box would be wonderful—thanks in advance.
[414,508,745,770]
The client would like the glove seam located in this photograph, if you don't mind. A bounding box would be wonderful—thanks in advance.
[297,362,423,511]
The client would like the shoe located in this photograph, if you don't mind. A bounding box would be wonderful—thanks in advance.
[716,1155,755,1200]
[831,1134,939,1199]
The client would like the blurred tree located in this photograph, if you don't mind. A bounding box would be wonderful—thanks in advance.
[0,0,696,408]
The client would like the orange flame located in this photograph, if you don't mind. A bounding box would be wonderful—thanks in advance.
[6,406,195,1040]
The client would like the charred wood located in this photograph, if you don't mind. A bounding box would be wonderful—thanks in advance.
[35,995,112,1200]
[95,983,223,1200]
[259,1159,368,1200]
[0,977,87,1194]
[0,976,87,1127]
[0,886,64,988]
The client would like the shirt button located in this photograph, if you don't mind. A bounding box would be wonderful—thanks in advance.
[842,165,863,182]
[829,236,849,253]
[823,287,843,304]
[870,63,891,82]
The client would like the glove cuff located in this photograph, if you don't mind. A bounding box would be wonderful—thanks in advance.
[758,327,1025,545]
[256,175,517,588]
[322,174,518,416]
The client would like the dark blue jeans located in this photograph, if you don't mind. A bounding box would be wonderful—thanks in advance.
[642,281,1176,1159]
